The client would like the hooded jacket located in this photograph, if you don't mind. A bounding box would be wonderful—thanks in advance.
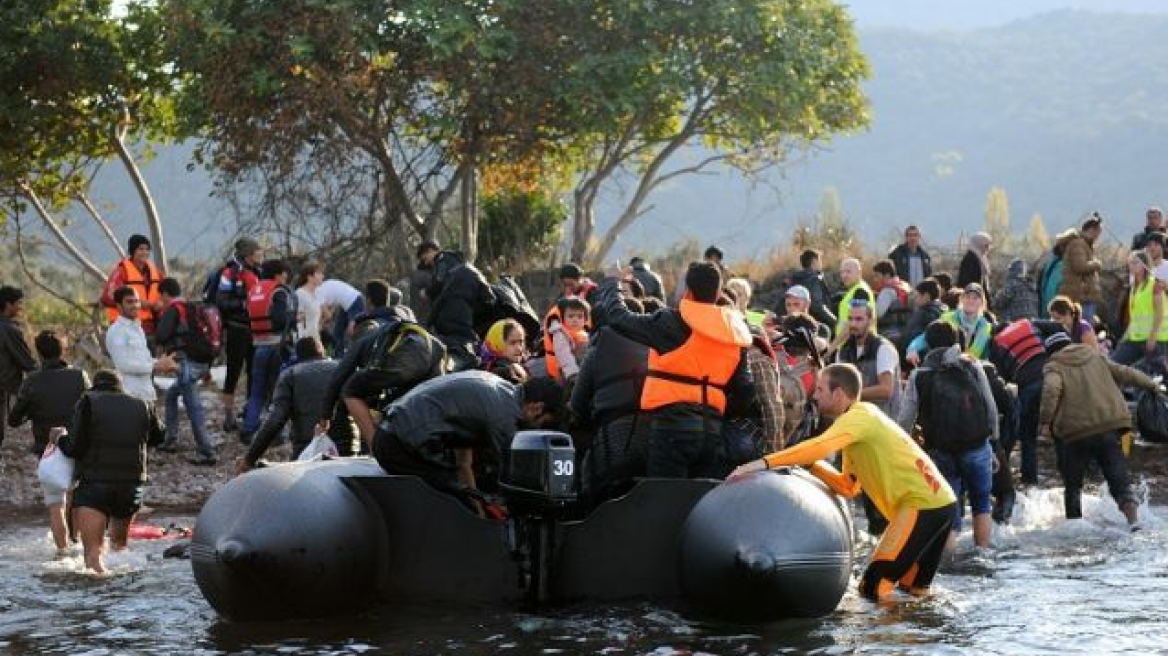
[993,259,1040,323]
[426,251,495,366]
[1054,229,1102,304]
[897,344,999,446]
[59,382,164,484]
[571,326,648,428]
[1040,343,1156,442]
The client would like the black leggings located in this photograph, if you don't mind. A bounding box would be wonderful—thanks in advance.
[860,503,955,600]
[222,325,254,395]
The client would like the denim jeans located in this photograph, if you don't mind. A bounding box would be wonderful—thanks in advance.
[242,345,283,436]
[1002,379,1042,484]
[332,296,366,357]
[163,359,214,459]
[1111,340,1167,376]
[929,441,994,531]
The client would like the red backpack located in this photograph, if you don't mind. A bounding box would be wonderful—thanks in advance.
[176,301,223,364]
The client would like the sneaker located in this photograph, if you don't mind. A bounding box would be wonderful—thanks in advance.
[189,456,219,467]
[157,444,180,453]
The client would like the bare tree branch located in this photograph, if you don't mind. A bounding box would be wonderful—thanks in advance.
[17,182,107,281]
[110,106,167,273]
[13,214,98,318]
[76,191,125,258]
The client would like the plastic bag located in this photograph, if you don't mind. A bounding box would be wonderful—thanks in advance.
[297,433,339,461]
[37,442,75,491]
[1136,389,1168,443]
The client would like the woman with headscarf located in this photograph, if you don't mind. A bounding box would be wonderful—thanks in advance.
[479,318,528,384]
[958,232,993,309]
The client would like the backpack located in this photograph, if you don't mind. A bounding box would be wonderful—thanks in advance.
[1037,256,1064,318]
[481,274,542,349]
[366,320,440,372]
[176,301,223,364]
[917,359,992,453]
[201,268,221,304]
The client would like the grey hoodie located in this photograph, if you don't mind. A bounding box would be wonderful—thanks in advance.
[897,344,999,443]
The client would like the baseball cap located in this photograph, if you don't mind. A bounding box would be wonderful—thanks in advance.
[962,282,984,297]
[785,285,811,302]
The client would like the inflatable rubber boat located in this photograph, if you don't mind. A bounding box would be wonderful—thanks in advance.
[191,432,853,621]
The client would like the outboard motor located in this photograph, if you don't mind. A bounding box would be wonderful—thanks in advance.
[499,430,576,602]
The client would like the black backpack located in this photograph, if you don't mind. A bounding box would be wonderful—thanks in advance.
[481,274,542,350]
[917,360,992,453]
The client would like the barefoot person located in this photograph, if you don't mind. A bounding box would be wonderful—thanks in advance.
[731,363,956,602]
[54,370,164,573]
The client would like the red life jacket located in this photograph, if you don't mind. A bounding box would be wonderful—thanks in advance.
[878,278,911,309]
[994,319,1044,368]
[247,280,282,338]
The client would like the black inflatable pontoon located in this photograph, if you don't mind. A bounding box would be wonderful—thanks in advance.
[191,432,853,621]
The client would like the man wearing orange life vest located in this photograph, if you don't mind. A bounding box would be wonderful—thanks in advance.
[101,234,163,337]
[731,363,956,602]
[599,261,755,478]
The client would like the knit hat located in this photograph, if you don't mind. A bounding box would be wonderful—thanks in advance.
[127,234,151,255]
[1044,331,1072,354]
[234,238,261,259]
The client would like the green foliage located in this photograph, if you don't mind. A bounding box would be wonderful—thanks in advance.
[477,191,566,273]
[0,0,180,211]
[984,186,1012,252]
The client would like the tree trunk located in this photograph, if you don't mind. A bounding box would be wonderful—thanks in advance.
[18,183,107,281]
[111,117,167,274]
[460,159,478,264]
[570,188,594,264]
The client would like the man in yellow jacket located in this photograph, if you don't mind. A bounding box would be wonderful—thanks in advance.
[731,363,956,602]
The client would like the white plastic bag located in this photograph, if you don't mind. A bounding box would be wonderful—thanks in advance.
[37,442,75,491]
[297,433,339,461]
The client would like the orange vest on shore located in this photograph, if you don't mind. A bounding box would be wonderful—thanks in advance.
[105,258,163,334]
[543,304,590,382]
[640,299,752,414]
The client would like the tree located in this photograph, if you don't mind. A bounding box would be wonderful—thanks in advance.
[0,0,181,281]
[166,0,597,269]
[565,0,870,266]
[984,186,1012,252]
[477,191,566,274]
[1022,212,1051,259]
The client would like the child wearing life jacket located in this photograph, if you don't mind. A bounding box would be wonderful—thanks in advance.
[544,297,591,383]
[480,318,529,384]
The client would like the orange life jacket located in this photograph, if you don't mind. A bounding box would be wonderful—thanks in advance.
[106,258,163,334]
[543,304,590,382]
[640,299,752,414]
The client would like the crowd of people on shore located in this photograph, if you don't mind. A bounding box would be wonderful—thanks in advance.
[1,207,1165,594]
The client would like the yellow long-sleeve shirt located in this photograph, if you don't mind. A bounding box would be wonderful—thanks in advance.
[763,402,955,520]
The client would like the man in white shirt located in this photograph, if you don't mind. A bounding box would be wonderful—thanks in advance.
[315,279,365,355]
[105,287,176,402]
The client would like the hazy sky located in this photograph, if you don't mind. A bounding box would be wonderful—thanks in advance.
[841,0,1168,30]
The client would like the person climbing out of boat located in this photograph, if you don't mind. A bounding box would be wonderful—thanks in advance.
[598,260,755,479]
[730,363,956,602]
[318,317,447,448]
[370,370,566,506]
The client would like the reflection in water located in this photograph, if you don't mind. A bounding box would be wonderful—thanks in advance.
[0,484,1166,655]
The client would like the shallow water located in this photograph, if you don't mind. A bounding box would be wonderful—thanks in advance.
[1,484,1166,656]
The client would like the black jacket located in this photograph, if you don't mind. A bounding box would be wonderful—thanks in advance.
[887,244,933,285]
[321,320,447,415]
[382,370,522,469]
[570,327,649,428]
[597,278,754,424]
[9,360,89,456]
[427,251,495,365]
[247,356,340,464]
[213,258,261,329]
[957,251,990,301]
[59,386,163,484]
[786,269,836,328]
[0,317,36,393]
[900,300,947,353]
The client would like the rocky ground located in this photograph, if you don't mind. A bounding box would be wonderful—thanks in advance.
[0,380,297,520]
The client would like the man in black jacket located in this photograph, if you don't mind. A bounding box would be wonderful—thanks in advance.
[783,249,836,329]
[629,256,665,302]
[319,318,447,450]
[9,330,89,457]
[56,369,164,573]
[887,226,933,287]
[426,250,495,371]
[371,371,565,498]
[0,286,37,449]
[212,238,263,432]
[571,299,651,501]
[900,279,947,355]
[238,337,346,471]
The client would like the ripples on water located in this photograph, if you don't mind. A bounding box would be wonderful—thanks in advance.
[1,483,1166,656]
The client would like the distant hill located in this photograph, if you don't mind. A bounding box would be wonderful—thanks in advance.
[59,9,1168,267]
[610,10,1168,259]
